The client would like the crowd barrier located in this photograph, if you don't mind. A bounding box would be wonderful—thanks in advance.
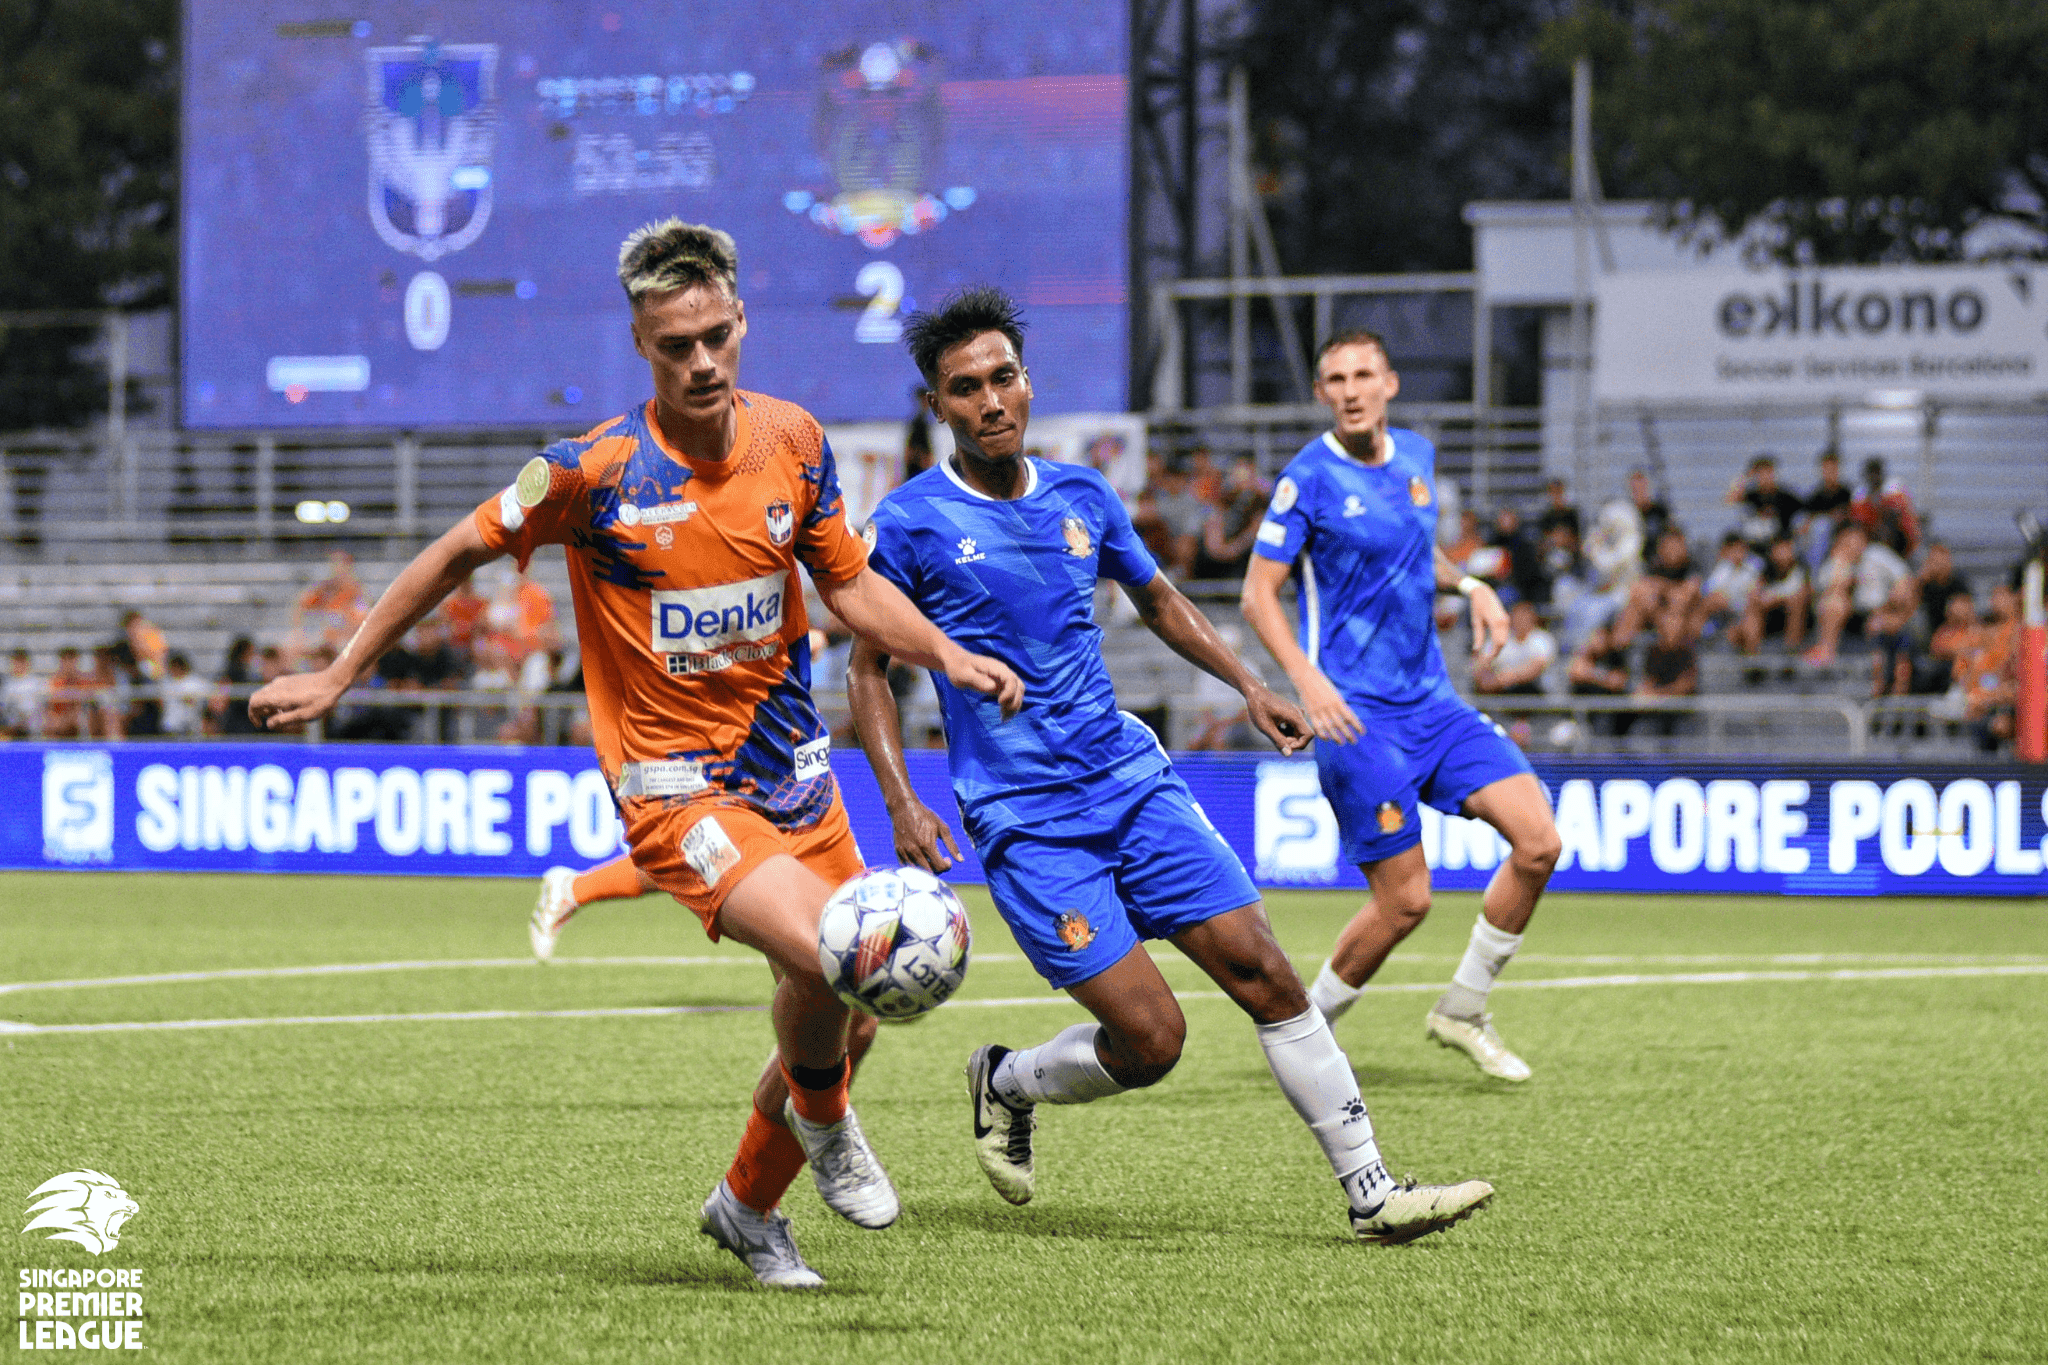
[12,743,2047,897]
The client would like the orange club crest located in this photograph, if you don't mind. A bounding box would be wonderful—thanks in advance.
[1375,800,1406,834]
[1408,475,1431,508]
[1055,910,1096,950]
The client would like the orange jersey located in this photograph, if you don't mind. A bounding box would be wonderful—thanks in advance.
[473,393,867,828]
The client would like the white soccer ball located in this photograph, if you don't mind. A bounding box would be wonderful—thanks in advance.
[816,866,972,1022]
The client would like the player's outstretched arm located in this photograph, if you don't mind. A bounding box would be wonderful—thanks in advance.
[1438,545,1508,660]
[820,568,1023,718]
[248,518,501,729]
[1238,556,1365,744]
[846,638,963,873]
[1125,571,1310,755]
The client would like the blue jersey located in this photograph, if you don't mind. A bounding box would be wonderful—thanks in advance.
[1252,429,1455,710]
[865,457,1168,846]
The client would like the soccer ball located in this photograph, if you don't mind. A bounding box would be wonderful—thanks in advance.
[817,867,971,1021]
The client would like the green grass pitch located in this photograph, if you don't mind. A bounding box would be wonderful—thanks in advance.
[4,871,2045,1364]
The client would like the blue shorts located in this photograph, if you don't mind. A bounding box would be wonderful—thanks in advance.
[979,770,1261,990]
[1316,693,1532,868]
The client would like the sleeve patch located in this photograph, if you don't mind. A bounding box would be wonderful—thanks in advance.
[1257,519,1288,546]
[499,486,527,533]
[514,456,551,508]
[1269,476,1298,514]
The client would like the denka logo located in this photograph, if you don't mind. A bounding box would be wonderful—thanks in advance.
[23,1172,137,1256]
[650,571,786,652]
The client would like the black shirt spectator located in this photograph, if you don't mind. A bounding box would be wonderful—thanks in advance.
[1729,454,1803,551]
[1488,506,1550,608]
[1568,624,1631,697]
[1805,449,1852,529]
[1535,477,1581,542]
[1916,542,1970,639]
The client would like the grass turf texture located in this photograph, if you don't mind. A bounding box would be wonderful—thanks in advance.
[3,872,2044,1365]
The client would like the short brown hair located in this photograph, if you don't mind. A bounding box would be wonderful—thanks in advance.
[1314,328,1392,372]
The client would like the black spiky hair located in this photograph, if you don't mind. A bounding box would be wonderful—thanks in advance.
[903,286,1027,383]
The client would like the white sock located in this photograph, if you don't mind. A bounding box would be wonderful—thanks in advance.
[1437,914,1524,1019]
[1255,1007,1395,1212]
[1308,960,1363,1023]
[992,1023,1127,1107]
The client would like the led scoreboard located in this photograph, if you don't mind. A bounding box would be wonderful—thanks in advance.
[181,4,1128,427]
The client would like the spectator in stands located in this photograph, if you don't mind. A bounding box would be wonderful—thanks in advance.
[1611,526,1700,644]
[44,647,90,739]
[159,652,209,736]
[1535,477,1580,542]
[1957,584,2020,749]
[1803,448,1853,563]
[1562,497,1643,647]
[213,636,262,735]
[1867,582,1922,698]
[1729,536,1810,655]
[2,648,44,738]
[1445,506,1485,568]
[1921,592,1979,696]
[1727,453,1804,552]
[1133,450,1204,578]
[1696,532,1763,638]
[295,551,369,658]
[1541,521,1589,620]
[1190,455,1267,581]
[1850,456,1920,557]
[903,402,936,481]
[441,574,488,655]
[1485,504,1549,608]
[483,568,556,664]
[1806,522,1911,664]
[121,610,168,682]
[86,646,128,739]
[1914,541,1970,639]
[1567,619,1633,735]
[1635,608,1700,734]
[1184,445,1222,505]
[1473,600,1555,697]
[1626,468,1673,563]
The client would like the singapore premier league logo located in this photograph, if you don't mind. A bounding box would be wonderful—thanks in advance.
[364,39,498,263]
[23,1171,138,1255]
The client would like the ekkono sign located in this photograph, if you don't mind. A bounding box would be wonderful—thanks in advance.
[1594,263,2048,403]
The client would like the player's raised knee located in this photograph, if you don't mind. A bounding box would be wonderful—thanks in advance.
[1516,825,1563,875]
[1104,1017,1184,1088]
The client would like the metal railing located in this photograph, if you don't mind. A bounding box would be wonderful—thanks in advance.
[25,684,2009,761]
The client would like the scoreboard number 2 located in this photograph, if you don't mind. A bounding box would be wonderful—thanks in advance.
[854,261,905,344]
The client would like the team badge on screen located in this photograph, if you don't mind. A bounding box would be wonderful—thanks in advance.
[1408,475,1431,508]
[1055,911,1095,950]
[1060,516,1092,558]
[1376,801,1406,833]
[364,40,499,262]
[765,499,794,546]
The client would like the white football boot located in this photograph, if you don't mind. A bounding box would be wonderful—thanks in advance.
[1350,1174,1496,1245]
[965,1044,1036,1205]
[1425,1010,1533,1082]
[529,866,578,963]
[784,1101,900,1229]
[699,1180,824,1289]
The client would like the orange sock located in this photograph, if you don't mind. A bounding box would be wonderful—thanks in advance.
[571,855,643,907]
[781,1059,850,1126]
[724,1105,808,1214]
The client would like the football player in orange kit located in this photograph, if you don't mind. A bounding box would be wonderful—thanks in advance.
[251,220,1023,1289]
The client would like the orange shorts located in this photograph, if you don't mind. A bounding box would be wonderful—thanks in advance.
[622,789,865,938]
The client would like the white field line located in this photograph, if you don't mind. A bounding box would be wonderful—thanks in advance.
[1,964,2042,1038]
[5,951,2043,998]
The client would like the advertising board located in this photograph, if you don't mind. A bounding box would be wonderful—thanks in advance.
[15,745,2046,898]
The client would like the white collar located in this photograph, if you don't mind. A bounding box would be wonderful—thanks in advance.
[1320,430,1394,466]
[941,452,1039,501]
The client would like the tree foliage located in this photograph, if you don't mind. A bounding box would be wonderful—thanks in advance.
[1548,0,2048,264]
[0,0,175,431]
[1232,0,1574,275]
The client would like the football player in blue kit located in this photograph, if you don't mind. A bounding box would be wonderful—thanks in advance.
[1240,330,1564,1082]
[847,289,1494,1244]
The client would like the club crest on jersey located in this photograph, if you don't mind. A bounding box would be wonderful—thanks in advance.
[1269,476,1298,514]
[1061,516,1092,558]
[655,525,674,548]
[1055,911,1095,950]
[765,499,794,545]
[1408,475,1431,507]
[1376,801,1405,834]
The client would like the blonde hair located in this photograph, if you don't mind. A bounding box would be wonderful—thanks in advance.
[616,219,738,302]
